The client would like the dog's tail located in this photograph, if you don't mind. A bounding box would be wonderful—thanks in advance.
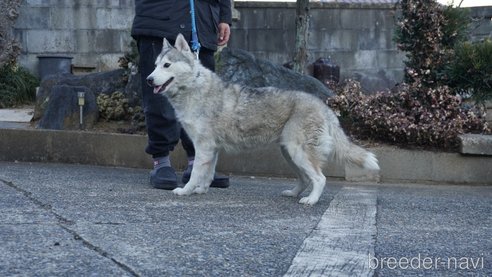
[330,126,380,171]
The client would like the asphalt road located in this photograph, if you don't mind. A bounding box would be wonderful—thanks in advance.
[0,161,490,276]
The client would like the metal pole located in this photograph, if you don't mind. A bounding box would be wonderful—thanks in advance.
[77,91,85,130]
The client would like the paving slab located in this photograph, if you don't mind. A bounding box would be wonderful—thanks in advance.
[0,108,33,122]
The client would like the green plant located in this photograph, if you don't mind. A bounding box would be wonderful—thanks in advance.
[441,4,470,49]
[0,63,39,108]
[445,39,492,104]
[394,0,470,89]
[118,39,139,69]
[356,0,491,151]
[97,91,138,121]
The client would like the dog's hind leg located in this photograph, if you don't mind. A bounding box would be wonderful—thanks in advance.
[280,145,309,197]
[282,143,326,206]
[173,147,217,196]
[300,171,326,206]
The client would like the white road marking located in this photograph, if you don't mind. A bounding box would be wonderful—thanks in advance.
[285,186,377,277]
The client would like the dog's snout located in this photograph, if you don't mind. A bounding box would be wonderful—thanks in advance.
[146,76,154,87]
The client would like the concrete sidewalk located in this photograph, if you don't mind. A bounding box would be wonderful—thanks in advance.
[0,161,490,276]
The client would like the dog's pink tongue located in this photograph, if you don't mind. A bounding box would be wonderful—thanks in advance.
[153,85,162,94]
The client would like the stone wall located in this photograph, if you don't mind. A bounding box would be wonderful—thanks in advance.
[230,3,492,92]
[14,0,134,73]
[230,2,405,91]
[469,6,492,42]
[14,1,492,92]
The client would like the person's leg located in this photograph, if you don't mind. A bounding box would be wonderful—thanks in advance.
[138,36,180,189]
[199,47,216,71]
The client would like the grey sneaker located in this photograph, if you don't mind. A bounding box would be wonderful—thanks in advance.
[150,166,178,190]
[181,165,230,188]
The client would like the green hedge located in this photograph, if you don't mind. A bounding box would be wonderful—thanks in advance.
[445,40,492,104]
[0,64,39,108]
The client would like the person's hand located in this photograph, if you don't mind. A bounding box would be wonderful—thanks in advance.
[217,23,230,46]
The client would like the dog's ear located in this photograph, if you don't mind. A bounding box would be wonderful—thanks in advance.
[175,33,191,53]
[162,38,173,52]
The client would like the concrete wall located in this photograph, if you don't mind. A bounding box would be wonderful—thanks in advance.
[230,3,492,92]
[14,0,134,73]
[230,2,405,92]
[1,128,491,184]
[469,6,492,42]
[13,1,492,92]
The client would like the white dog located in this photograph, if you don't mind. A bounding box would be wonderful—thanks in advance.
[147,34,379,205]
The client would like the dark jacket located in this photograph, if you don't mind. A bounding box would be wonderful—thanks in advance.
[131,0,232,51]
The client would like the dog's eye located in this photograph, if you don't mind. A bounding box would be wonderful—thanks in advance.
[163,63,171,68]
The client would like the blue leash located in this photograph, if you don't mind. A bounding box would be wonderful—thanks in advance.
[189,0,201,59]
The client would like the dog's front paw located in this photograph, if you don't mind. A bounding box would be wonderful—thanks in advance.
[193,186,209,194]
[299,196,318,206]
[173,187,192,196]
[281,189,298,197]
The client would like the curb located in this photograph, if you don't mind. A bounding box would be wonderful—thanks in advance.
[1,128,491,185]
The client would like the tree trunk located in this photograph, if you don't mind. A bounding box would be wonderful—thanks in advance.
[293,0,310,74]
[0,0,22,67]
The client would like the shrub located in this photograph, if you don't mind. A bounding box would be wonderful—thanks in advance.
[342,0,491,151]
[328,80,489,150]
[394,0,470,89]
[97,91,135,121]
[441,5,470,49]
[394,1,491,105]
[118,39,139,69]
[445,39,492,104]
[0,63,39,108]
[96,91,146,134]
[394,0,447,87]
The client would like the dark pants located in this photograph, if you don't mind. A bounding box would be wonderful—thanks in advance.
[137,36,216,158]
